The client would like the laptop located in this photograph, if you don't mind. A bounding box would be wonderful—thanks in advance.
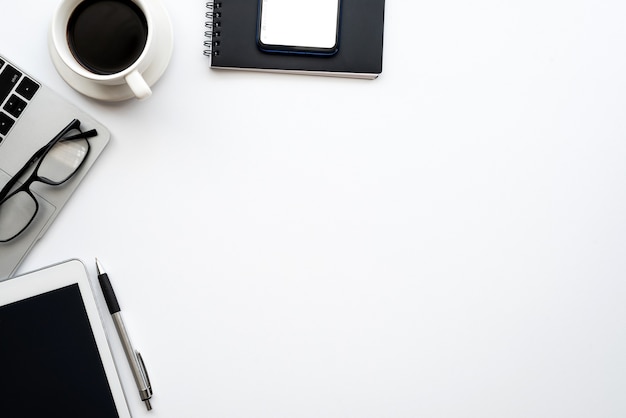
[0,54,110,279]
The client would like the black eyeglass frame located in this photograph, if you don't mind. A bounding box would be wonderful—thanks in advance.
[0,119,97,243]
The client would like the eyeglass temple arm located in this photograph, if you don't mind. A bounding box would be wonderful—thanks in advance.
[60,129,98,142]
[0,120,96,201]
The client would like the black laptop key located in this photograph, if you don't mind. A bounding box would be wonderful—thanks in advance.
[0,112,15,136]
[0,65,22,105]
[4,94,26,119]
[16,77,39,100]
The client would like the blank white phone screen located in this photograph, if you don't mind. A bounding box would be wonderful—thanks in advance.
[259,0,340,49]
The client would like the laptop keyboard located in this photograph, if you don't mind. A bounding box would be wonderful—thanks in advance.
[0,57,40,143]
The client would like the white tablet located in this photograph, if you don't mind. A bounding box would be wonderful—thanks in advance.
[0,259,131,417]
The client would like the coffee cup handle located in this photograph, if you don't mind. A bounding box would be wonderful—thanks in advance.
[125,70,152,100]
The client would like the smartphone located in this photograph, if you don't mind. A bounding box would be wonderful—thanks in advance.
[257,0,341,55]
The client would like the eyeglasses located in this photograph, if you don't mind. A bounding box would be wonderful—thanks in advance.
[0,119,97,242]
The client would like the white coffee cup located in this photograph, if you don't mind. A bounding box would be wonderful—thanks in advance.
[49,0,173,101]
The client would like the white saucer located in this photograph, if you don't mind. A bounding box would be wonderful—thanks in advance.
[49,0,174,102]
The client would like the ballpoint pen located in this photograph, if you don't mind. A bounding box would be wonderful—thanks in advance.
[96,258,153,411]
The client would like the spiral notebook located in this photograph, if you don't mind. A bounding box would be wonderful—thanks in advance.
[204,0,386,79]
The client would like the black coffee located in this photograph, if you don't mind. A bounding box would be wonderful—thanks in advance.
[67,0,148,75]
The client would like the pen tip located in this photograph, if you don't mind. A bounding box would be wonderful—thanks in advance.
[95,258,104,275]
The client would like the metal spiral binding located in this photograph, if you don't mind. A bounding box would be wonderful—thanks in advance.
[204,1,222,57]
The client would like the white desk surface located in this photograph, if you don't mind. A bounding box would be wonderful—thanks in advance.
[3,1,626,417]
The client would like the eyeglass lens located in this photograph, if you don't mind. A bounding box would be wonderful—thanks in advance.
[0,129,90,242]
[0,191,37,241]
[38,136,89,185]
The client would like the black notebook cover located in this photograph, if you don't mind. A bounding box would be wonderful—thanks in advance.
[206,0,385,79]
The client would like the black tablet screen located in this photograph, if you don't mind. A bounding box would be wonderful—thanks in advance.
[0,284,119,417]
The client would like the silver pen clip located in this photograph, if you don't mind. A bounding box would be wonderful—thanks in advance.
[135,350,153,408]
[135,350,152,398]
